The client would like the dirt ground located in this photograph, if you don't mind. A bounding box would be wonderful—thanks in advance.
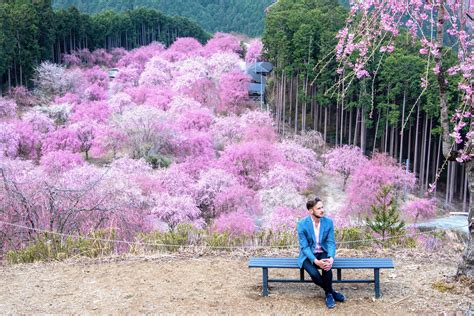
[0,245,472,315]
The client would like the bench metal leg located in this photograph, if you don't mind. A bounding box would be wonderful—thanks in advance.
[262,268,269,296]
[374,268,381,298]
[300,269,305,281]
[337,269,342,281]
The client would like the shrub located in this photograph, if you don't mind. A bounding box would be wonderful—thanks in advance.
[6,230,115,264]
[366,186,405,246]
[135,224,201,252]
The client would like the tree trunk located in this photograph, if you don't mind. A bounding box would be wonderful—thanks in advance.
[373,110,380,152]
[429,0,474,277]
[335,98,339,145]
[324,106,328,142]
[450,162,456,203]
[314,92,319,131]
[282,74,287,136]
[383,109,388,152]
[445,162,450,205]
[289,76,293,127]
[420,114,428,189]
[349,108,353,146]
[295,76,299,134]
[414,103,420,174]
[353,107,360,146]
[394,127,399,162]
[457,159,473,277]
[407,123,412,171]
[302,75,308,132]
[435,136,442,192]
[389,126,395,157]
[463,166,468,213]
[399,91,406,163]
[424,118,433,190]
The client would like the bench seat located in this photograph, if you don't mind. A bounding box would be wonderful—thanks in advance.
[248,257,394,298]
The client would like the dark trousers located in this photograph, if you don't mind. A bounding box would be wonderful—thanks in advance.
[302,252,333,295]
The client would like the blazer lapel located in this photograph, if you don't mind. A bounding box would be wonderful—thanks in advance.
[306,216,315,243]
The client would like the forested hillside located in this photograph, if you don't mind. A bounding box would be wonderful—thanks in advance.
[52,0,275,37]
[0,1,209,91]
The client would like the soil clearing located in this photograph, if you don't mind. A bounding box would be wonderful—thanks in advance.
[0,246,472,314]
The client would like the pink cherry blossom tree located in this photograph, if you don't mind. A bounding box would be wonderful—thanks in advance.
[0,123,20,158]
[40,150,84,174]
[402,198,437,225]
[196,168,239,221]
[213,209,255,236]
[218,141,283,190]
[245,39,263,63]
[7,86,36,108]
[277,140,322,179]
[138,56,173,87]
[112,106,177,166]
[213,184,261,218]
[264,206,307,233]
[0,97,17,119]
[323,145,368,190]
[218,70,251,115]
[203,33,242,56]
[163,37,203,61]
[150,193,203,230]
[341,153,417,223]
[42,127,81,155]
[0,159,154,252]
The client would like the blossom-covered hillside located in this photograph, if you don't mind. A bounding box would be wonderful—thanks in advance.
[0,33,321,252]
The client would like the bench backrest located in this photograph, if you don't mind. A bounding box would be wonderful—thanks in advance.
[248,257,394,269]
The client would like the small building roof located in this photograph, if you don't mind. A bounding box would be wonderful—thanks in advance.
[248,83,265,95]
[247,62,273,74]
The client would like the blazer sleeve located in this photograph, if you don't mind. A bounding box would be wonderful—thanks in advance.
[326,219,336,258]
[297,222,316,264]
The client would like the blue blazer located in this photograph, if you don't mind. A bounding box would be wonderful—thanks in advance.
[297,215,336,268]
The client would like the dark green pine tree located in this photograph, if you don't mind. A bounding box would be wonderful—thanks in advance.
[366,186,405,246]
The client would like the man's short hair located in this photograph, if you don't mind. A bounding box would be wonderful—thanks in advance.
[306,197,321,210]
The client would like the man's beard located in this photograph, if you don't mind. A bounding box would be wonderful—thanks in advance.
[314,214,323,218]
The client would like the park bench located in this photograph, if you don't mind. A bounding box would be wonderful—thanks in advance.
[248,257,394,298]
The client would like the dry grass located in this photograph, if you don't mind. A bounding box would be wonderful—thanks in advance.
[0,244,472,314]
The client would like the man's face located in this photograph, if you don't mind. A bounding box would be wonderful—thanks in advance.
[311,201,324,218]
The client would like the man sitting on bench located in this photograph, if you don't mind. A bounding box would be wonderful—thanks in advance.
[297,198,345,309]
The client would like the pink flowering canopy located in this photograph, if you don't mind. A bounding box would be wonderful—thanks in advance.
[264,206,307,233]
[204,32,242,56]
[340,153,417,224]
[218,141,283,190]
[402,198,437,223]
[245,39,263,63]
[0,97,17,119]
[323,145,368,189]
[213,209,255,237]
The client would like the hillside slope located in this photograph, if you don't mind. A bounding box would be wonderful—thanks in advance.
[53,0,275,37]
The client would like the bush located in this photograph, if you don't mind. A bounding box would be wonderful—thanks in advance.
[6,230,115,264]
[335,227,368,249]
[366,186,405,246]
[134,224,202,252]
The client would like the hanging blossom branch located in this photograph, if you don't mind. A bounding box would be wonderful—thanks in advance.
[334,0,473,167]
[325,11,405,110]
[311,4,389,86]
[326,23,398,107]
